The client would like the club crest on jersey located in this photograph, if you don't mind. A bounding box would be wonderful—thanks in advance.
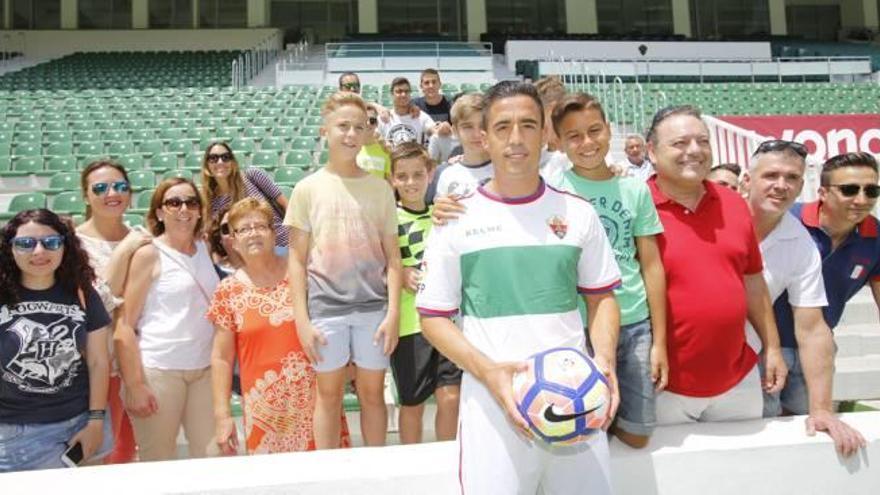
[547,215,568,239]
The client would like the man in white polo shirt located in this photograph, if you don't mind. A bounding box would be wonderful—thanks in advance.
[743,140,865,457]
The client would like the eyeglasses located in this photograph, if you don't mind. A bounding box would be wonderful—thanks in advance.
[162,196,201,210]
[368,117,378,126]
[754,140,808,159]
[220,223,231,236]
[234,224,271,236]
[90,180,130,196]
[11,235,65,253]
[207,152,234,164]
[828,183,880,199]
[341,82,360,91]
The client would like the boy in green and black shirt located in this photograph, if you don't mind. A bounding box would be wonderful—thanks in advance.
[389,141,461,444]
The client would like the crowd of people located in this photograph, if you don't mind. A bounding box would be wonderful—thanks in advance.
[0,68,875,493]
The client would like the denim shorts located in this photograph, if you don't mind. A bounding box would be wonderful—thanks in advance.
[762,347,808,417]
[311,309,390,373]
[0,410,114,473]
[614,319,656,436]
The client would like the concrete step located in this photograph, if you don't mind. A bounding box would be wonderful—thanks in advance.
[834,323,880,358]
[837,288,878,327]
[833,353,880,401]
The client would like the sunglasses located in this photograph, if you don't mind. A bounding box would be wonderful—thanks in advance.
[368,117,378,126]
[829,183,880,199]
[754,140,808,159]
[341,82,360,90]
[162,196,201,210]
[220,223,231,236]
[233,224,271,236]
[90,180,130,196]
[207,152,234,164]
[11,235,65,253]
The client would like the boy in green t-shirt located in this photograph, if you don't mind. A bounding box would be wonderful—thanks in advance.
[357,103,392,179]
[388,141,461,444]
[552,92,669,449]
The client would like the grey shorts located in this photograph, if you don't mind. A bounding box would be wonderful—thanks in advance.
[762,347,808,417]
[614,319,657,436]
[311,309,390,373]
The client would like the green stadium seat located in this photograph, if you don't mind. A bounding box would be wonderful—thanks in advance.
[162,169,192,180]
[130,129,156,143]
[160,128,184,141]
[13,143,41,157]
[260,137,284,151]
[130,189,154,215]
[251,151,280,169]
[103,130,129,142]
[138,140,165,157]
[7,156,43,175]
[284,151,312,168]
[304,116,322,127]
[41,172,80,195]
[15,122,40,132]
[273,126,296,138]
[1,192,47,220]
[108,141,136,156]
[231,138,256,154]
[274,167,307,185]
[77,142,104,157]
[124,213,144,228]
[290,137,315,151]
[167,140,192,156]
[0,122,13,132]
[51,191,85,215]
[184,152,204,170]
[45,155,78,173]
[74,130,100,142]
[16,131,41,143]
[45,131,73,143]
[0,131,12,143]
[243,127,268,139]
[0,157,10,171]
[299,126,320,138]
[46,142,74,156]
[117,154,145,171]
[150,153,178,171]
[128,170,155,191]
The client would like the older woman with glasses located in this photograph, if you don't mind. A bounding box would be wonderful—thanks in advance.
[207,198,350,455]
[0,209,112,472]
[199,142,289,250]
[75,160,151,464]
[115,178,220,461]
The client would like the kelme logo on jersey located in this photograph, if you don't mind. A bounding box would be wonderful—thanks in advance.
[547,215,568,239]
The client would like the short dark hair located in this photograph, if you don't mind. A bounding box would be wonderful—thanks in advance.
[710,163,742,177]
[550,92,607,138]
[391,77,410,92]
[338,72,359,87]
[647,105,702,145]
[482,80,544,130]
[820,152,879,186]
[420,68,440,83]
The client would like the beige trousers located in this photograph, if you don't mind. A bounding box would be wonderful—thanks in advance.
[128,367,215,462]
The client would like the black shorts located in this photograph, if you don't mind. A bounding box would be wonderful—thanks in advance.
[390,332,463,406]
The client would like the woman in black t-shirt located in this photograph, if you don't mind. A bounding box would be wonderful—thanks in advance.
[0,209,112,472]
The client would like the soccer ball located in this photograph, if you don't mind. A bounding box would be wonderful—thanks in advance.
[512,347,610,445]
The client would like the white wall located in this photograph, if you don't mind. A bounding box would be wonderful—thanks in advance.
[2,412,878,495]
[0,29,282,59]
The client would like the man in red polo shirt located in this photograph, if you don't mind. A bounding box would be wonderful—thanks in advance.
[645,105,787,424]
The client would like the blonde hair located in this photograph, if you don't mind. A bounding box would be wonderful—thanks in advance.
[228,197,274,229]
[450,93,485,127]
[321,91,369,118]
[534,76,567,107]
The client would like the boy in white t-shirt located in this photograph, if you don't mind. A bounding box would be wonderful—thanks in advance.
[379,77,435,147]
[434,93,492,199]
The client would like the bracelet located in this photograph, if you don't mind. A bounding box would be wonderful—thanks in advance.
[88,409,106,421]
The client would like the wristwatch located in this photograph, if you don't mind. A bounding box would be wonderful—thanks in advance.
[88,409,106,421]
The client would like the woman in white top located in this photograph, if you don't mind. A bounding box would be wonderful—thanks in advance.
[115,178,220,461]
[75,160,151,464]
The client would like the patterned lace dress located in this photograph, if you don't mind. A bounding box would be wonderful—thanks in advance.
[207,274,351,454]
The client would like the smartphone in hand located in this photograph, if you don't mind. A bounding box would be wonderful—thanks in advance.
[61,442,84,467]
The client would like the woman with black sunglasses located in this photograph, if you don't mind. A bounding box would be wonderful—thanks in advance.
[75,160,151,464]
[199,142,289,251]
[114,178,220,462]
[0,209,112,472]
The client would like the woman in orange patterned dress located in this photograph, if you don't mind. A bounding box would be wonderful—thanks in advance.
[207,198,350,454]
